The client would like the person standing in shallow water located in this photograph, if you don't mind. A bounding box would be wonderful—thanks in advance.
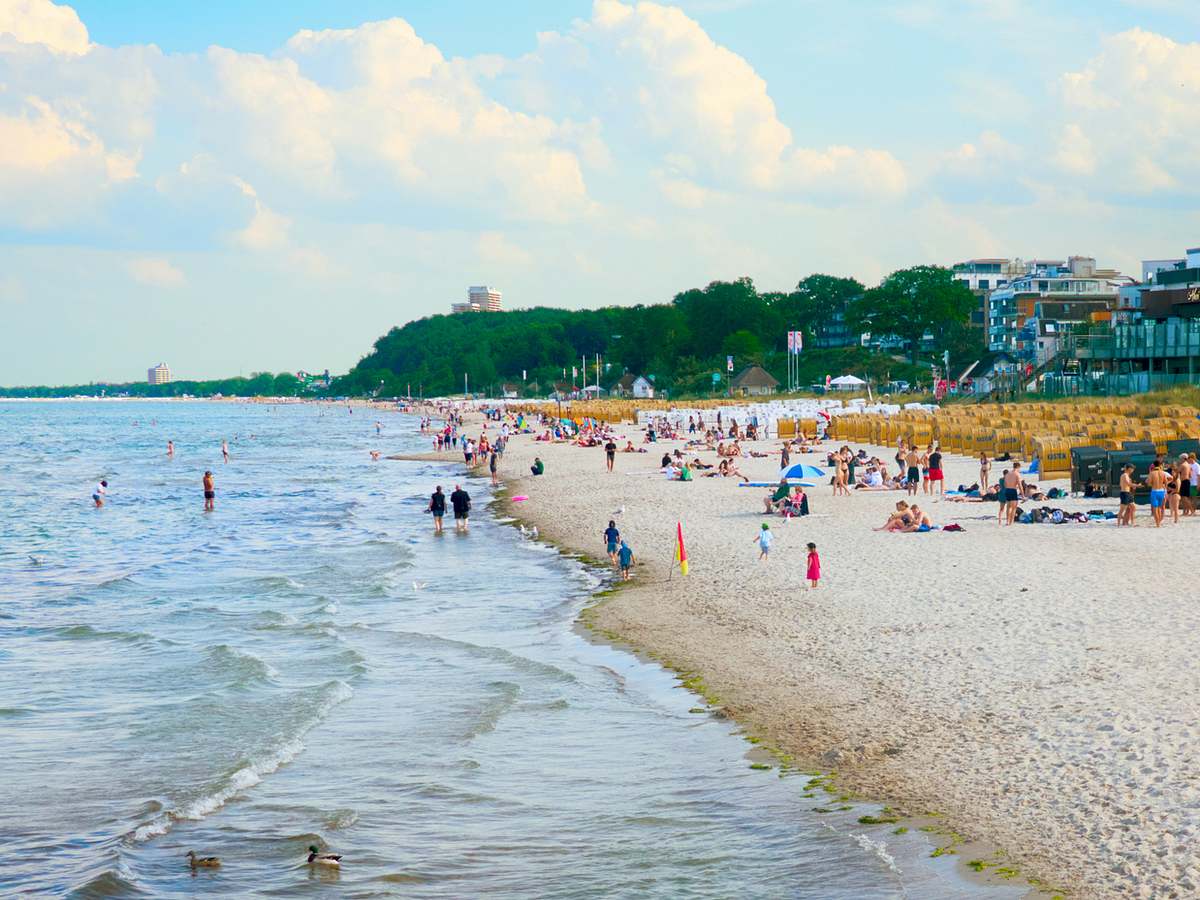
[428,485,446,533]
[449,483,471,532]
[203,470,215,511]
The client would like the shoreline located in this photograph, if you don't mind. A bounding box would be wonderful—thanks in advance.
[451,411,1200,899]
[410,427,1048,896]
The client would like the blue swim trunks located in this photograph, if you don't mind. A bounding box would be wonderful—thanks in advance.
[1150,489,1167,508]
[607,542,618,554]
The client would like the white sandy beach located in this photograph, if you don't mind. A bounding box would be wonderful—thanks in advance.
[453,415,1200,898]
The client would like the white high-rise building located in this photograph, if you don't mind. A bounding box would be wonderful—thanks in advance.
[451,286,503,313]
[147,362,172,385]
[469,285,502,311]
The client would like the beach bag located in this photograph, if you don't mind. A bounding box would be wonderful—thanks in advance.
[1050,509,1065,524]
[1019,512,1032,524]
[943,523,965,532]
[1047,487,1063,499]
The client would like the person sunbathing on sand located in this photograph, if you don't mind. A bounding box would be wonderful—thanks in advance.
[902,505,933,532]
[875,501,912,532]
[623,441,637,453]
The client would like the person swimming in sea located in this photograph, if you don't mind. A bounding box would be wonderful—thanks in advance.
[92,480,108,508]
[203,471,215,511]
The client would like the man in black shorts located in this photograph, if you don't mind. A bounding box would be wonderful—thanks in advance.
[449,483,471,532]
[604,439,617,473]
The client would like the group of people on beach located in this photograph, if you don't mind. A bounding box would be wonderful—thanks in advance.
[1117,453,1200,527]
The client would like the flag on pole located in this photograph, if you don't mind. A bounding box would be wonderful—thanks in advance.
[674,522,689,576]
[795,330,803,352]
[787,331,795,353]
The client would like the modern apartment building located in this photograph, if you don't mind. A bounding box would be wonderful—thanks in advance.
[451,285,503,314]
[986,256,1133,357]
[147,362,171,385]
[951,258,1028,329]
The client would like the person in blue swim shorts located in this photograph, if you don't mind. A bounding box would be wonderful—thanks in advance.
[1146,461,1169,528]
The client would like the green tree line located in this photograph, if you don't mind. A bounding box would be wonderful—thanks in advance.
[338,266,979,396]
[0,372,309,399]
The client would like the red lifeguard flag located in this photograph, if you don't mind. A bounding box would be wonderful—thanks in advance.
[675,522,689,576]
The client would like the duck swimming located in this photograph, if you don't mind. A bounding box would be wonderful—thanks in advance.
[186,851,220,868]
[307,845,342,867]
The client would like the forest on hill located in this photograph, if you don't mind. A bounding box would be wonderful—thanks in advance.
[338,267,980,397]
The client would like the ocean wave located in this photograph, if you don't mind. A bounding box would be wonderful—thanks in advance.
[69,860,150,898]
[204,644,280,685]
[850,832,901,875]
[353,625,578,684]
[41,624,155,644]
[243,575,306,592]
[323,808,359,830]
[131,680,354,842]
[460,680,521,741]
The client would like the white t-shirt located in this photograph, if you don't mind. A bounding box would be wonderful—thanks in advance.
[1190,461,1199,487]
[94,483,106,497]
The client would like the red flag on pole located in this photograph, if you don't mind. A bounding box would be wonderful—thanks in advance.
[674,522,688,576]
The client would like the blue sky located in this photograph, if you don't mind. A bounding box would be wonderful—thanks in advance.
[1,0,1198,383]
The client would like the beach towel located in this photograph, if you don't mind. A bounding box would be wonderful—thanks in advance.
[942,523,965,532]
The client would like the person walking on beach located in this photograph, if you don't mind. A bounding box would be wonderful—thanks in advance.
[428,485,446,533]
[203,470,215,511]
[617,540,635,581]
[1002,467,1022,525]
[92,480,108,508]
[222,440,229,464]
[605,438,617,473]
[603,520,621,565]
[780,441,790,470]
[489,449,499,486]
[450,483,471,532]
[1118,464,1138,526]
[979,452,990,494]
[1147,461,1168,528]
[754,522,773,561]
[806,542,821,588]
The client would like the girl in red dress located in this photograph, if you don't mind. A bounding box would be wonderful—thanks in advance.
[806,542,821,589]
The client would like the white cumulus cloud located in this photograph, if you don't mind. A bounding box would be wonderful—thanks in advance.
[1057,28,1200,193]
[0,0,89,55]
[512,0,906,199]
[127,257,184,287]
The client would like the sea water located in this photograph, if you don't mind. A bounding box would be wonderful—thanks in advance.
[0,402,1022,897]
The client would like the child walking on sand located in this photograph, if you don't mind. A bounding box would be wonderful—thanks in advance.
[754,522,773,561]
[617,540,635,581]
[806,542,820,588]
